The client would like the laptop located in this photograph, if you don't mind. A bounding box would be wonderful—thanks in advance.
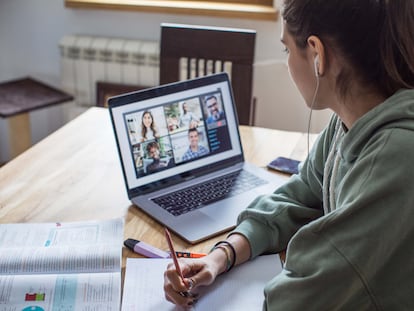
[108,73,287,243]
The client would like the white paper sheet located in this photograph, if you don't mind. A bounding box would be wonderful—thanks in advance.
[122,254,282,311]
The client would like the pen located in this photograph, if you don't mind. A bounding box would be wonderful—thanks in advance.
[164,228,185,282]
[124,238,170,258]
[175,251,207,258]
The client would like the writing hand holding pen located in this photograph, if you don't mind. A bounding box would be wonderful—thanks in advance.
[163,245,225,308]
[163,228,229,308]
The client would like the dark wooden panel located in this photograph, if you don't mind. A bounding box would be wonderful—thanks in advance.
[159,23,256,125]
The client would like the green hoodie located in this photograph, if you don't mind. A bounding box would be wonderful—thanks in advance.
[233,89,414,310]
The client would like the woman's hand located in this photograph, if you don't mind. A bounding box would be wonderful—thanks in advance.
[163,253,224,308]
[163,234,251,308]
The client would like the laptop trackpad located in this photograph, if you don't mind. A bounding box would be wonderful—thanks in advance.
[200,194,250,220]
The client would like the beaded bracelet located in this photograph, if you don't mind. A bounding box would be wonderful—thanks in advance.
[210,241,236,272]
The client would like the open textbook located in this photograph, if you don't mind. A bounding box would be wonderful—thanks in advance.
[0,218,123,311]
[122,254,282,310]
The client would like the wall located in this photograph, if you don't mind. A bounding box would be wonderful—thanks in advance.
[0,0,331,162]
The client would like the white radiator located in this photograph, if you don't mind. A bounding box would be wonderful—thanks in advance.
[59,35,160,107]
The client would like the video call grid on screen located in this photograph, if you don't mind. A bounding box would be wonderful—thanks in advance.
[111,80,243,190]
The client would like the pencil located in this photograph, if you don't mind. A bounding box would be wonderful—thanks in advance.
[164,228,184,281]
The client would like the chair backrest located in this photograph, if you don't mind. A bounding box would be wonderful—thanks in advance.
[160,23,256,125]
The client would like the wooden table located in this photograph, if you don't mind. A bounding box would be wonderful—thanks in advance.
[0,107,317,275]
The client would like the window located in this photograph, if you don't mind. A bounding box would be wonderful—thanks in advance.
[65,0,278,21]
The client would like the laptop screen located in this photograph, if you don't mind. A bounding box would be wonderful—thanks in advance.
[109,73,244,196]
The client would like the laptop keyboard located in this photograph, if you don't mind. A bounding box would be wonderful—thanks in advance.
[152,170,267,216]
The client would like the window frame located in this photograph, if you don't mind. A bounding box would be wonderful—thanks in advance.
[64,0,279,21]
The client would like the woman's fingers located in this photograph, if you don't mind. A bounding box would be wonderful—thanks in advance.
[163,257,218,307]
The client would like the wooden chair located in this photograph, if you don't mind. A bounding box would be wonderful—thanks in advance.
[96,81,146,107]
[159,23,256,125]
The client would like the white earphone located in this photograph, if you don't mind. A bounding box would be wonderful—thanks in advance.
[308,54,320,155]
[314,55,320,77]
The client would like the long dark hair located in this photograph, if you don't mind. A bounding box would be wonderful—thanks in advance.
[281,0,414,97]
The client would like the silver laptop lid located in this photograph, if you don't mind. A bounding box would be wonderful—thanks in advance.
[108,73,244,198]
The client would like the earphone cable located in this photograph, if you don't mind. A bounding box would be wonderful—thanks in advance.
[307,76,320,156]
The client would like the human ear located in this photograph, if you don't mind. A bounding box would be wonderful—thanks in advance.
[307,35,325,76]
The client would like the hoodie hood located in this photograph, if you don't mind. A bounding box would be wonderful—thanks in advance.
[340,89,414,162]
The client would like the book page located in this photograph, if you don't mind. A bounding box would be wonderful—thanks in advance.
[121,254,282,311]
[0,271,120,310]
[0,218,123,275]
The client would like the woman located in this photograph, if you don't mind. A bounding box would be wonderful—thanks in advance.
[164,0,414,309]
[140,110,159,142]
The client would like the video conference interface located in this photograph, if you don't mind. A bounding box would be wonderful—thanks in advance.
[122,89,232,178]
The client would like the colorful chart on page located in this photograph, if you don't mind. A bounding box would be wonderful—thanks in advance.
[22,307,44,311]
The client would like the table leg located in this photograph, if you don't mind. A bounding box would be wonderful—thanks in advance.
[8,112,31,158]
